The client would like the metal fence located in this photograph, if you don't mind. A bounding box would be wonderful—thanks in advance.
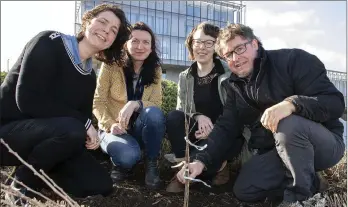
[327,70,347,106]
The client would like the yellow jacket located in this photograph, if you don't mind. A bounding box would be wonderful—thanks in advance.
[93,62,162,132]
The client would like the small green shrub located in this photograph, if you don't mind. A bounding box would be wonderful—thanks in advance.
[1,72,7,84]
[161,79,178,115]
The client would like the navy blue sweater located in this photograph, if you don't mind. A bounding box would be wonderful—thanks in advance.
[0,31,96,129]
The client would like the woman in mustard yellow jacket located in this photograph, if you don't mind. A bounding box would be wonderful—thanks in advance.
[93,22,164,189]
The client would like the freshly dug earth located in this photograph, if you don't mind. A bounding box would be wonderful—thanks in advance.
[72,151,273,207]
[2,149,346,207]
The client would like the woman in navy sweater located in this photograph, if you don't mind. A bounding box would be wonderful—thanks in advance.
[0,3,130,204]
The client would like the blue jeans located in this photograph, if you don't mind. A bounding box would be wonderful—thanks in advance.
[100,106,165,169]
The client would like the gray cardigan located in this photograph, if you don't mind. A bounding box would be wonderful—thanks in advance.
[176,58,252,164]
[176,58,231,117]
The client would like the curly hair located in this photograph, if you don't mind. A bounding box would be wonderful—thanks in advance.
[77,3,131,66]
[216,23,262,57]
[124,22,161,87]
[185,22,220,61]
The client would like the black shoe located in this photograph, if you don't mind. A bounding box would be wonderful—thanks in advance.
[110,165,133,183]
[145,159,163,189]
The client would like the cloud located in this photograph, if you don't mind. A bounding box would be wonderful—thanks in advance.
[262,37,288,49]
[247,8,319,28]
[299,44,346,72]
[281,1,299,5]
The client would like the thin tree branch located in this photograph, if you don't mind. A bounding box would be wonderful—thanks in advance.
[1,170,57,205]
[0,139,79,207]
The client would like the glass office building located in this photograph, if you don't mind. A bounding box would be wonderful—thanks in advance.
[75,1,245,82]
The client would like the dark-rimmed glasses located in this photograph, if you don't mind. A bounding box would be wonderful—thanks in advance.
[222,40,252,61]
[192,39,216,48]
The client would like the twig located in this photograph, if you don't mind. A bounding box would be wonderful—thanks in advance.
[1,184,45,207]
[1,170,57,205]
[183,82,194,207]
[40,169,80,206]
[0,138,79,207]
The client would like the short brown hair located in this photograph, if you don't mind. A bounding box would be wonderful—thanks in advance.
[216,23,262,57]
[185,22,220,61]
[77,3,131,66]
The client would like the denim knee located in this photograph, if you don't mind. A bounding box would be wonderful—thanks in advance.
[107,142,141,169]
[142,106,165,127]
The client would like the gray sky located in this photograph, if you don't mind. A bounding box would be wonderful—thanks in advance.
[245,1,346,72]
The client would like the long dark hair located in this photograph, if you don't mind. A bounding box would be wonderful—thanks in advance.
[124,22,161,87]
[77,3,131,66]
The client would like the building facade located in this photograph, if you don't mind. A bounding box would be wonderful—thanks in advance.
[75,0,245,82]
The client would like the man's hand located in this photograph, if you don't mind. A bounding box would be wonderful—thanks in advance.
[118,101,139,129]
[194,115,214,138]
[110,123,127,135]
[177,161,205,184]
[86,125,100,150]
[260,100,296,133]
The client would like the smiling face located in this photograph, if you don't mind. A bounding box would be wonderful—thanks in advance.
[126,30,152,61]
[84,10,121,51]
[192,29,216,64]
[221,36,259,78]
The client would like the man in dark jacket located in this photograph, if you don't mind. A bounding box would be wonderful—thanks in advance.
[176,23,345,205]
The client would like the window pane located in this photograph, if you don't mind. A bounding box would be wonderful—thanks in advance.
[130,6,139,24]
[228,9,234,23]
[162,36,170,59]
[139,8,147,23]
[163,12,171,35]
[122,5,131,21]
[171,13,179,36]
[236,11,241,23]
[172,2,179,13]
[156,1,163,10]
[179,15,186,37]
[208,4,214,20]
[148,1,155,9]
[122,1,130,5]
[147,9,155,31]
[179,1,186,14]
[187,1,194,16]
[130,1,139,6]
[164,1,171,12]
[139,1,147,8]
[170,37,178,60]
[194,17,200,26]
[214,5,221,21]
[201,2,207,18]
[221,7,227,22]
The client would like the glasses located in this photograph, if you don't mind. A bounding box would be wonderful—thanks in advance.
[222,40,252,61]
[192,39,215,48]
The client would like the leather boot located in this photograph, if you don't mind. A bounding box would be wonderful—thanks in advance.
[145,158,163,189]
[110,165,133,183]
[212,161,230,186]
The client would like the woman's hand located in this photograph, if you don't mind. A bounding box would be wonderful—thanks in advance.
[110,123,127,135]
[86,125,100,150]
[118,101,140,129]
[194,115,214,138]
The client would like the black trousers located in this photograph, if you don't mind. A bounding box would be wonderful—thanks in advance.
[233,115,345,202]
[0,117,113,198]
[166,110,244,177]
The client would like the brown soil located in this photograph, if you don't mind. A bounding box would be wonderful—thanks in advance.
[71,151,274,207]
